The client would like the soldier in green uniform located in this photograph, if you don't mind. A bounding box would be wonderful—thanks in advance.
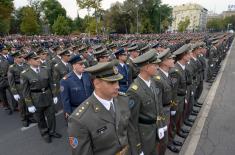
[53,49,72,96]
[126,45,139,80]
[154,49,181,153]
[7,51,35,127]
[127,49,165,155]
[37,48,53,76]
[170,44,192,139]
[21,52,61,143]
[68,61,139,155]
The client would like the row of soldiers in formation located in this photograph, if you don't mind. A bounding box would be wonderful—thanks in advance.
[0,32,234,155]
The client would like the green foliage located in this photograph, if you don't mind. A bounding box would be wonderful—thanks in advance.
[52,15,71,35]
[76,0,102,10]
[41,0,66,27]
[178,17,190,32]
[20,7,40,35]
[0,0,14,34]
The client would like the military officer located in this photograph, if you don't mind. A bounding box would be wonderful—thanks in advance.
[21,52,61,143]
[93,48,110,63]
[68,61,136,155]
[0,46,14,114]
[126,45,139,80]
[170,44,192,139]
[154,49,181,153]
[7,51,35,127]
[53,49,72,95]
[115,48,132,93]
[60,55,93,119]
[127,49,165,155]
[37,48,53,76]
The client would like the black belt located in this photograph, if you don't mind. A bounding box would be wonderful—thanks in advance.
[31,87,49,93]
[15,82,20,84]
[139,117,155,125]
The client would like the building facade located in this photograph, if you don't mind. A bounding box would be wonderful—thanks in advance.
[172,3,208,32]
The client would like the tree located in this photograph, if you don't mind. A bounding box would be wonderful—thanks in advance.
[178,17,190,32]
[0,0,14,35]
[206,18,225,32]
[20,6,40,35]
[52,15,71,35]
[41,0,66,28]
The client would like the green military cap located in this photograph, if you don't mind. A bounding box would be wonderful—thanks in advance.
[121,43,128,47]
[140,45,150,53]
[157,48,175,60]
[93,48,109,58]
[10,50,21,57]
[36,48,48,55]
[127,45,138,52]
[58,49,71,56]
[93,45,103,51]
[212,40,219,45]
[133,49,161,67]
[85,60,123,82]
[173,44,191,56]
[78,46,88,53]
[24,52,40,60]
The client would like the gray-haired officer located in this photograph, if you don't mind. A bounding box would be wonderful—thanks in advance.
[68,61,137,155]
[21,52,61,143]
[127,49,165,155]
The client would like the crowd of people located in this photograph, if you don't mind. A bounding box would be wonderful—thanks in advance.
[0,32,234,155]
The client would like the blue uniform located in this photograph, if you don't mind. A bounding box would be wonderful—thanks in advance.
[117,63,132,93]
[60,71,93,114]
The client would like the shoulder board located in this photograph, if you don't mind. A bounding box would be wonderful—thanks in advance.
[175,69,179,72]
[9,65,14,68]
[73,101,90,118]
[155,76,161,80]
[118,91,127,96]
[21,69,29,74]
[52,58,55,61]
[131,84,138,91]
[41,66,46,68]
[55,64,58,67]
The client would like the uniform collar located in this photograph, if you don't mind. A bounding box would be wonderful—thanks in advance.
[138,75,151,87]
[94,92,113,111]
[177,62,185,70]
[159,68,169,77]
[30,66,40,73]
[73,71,83,79]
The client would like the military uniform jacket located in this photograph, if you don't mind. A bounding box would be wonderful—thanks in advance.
[117,63,132,93]
[68,94,132,155]
[8,63,28,95]
[20,67,55,108]
[126,58,139,80]
[0,56,10,89]
[60,71,93,114]
[53,61,72,94]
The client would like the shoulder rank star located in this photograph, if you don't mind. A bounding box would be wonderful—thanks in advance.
[131,84,138,90]
[156,76,161,80]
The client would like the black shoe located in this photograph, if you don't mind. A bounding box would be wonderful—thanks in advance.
[178,131,188,138]
[167,144,180,153]
[188,118,195,123]
[22,121,29,127]
[184,121,193,127]
[194,104,202,108]
[193,110,199,113]
[49,132,62,138]
[181,128,190,133]
[173,140,183,146]
[43,135,51,143]
[28,118,37,124]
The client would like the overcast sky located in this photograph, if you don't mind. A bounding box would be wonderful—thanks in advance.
[14,0,235,19]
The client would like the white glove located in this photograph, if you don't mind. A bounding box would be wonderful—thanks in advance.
[171,111,176,116]
[13,94,20,101]
[185,99,188,104]
[140,152,144,155]
[53,97,58,104]
[191,91,194,95]
[28,106,36,113]
[163,125,168,132]
[210,64,214,67]
[158,128,165,139]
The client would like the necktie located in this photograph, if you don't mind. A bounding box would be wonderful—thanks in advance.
[110,102,115,119]
[36,68,40,74]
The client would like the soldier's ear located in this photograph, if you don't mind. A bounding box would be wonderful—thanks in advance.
[93,79,101,89]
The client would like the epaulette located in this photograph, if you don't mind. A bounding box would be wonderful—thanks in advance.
[131,84,138,91]
[9,64,14,68]
[155,75,161,80]
[74,101,90,118]
[55,64,58,67]
[21,68,29,74]
[175,69,179,72]
[118,91,127,96]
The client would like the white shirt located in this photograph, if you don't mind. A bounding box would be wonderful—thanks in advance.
[40,59,45,64]
[177,62,185,70]
[159,68,169,77]
[119,63,125,67]
[74,71,83,80]
[94,92,114,111]
[138,75,151,88]
[192,56,197,61]
[30,66,40,73]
